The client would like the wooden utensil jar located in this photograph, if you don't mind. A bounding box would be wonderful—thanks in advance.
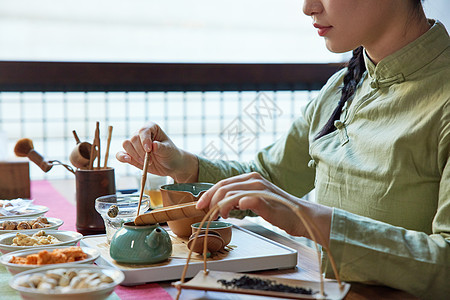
[75,168,116,235]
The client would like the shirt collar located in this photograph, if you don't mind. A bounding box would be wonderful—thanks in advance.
[364,20,449,88]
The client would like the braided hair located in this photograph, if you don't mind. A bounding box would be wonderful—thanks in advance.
[314,46,366,140]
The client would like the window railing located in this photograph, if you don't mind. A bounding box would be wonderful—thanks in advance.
[0,62,342,181]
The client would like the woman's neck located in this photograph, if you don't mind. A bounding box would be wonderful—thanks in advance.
[364,13,431,64]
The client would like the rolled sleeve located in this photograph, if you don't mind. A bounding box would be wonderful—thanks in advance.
[325,208,450,299]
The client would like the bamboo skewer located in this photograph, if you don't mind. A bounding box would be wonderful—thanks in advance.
[95,122,101,169]
[137,152,151,218]
[103,125,113,168]
[88,135,96,170]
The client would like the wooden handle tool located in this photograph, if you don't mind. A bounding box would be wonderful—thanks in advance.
[134,202,208,225]
[137,151,151,217]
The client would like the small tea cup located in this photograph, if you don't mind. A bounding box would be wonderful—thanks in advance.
[189,221,233,253]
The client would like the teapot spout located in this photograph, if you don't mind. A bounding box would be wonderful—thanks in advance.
[146,227,171,250]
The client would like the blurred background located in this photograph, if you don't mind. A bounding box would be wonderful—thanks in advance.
[0,0,448,181]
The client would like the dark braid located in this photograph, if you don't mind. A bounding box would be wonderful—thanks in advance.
[314,46,366,140]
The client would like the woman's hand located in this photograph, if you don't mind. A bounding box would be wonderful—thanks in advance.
[196,172,332,246]
[116,122,199,183]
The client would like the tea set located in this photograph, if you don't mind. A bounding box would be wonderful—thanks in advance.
[100,182,233,265]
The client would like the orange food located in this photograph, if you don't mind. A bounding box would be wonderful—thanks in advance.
[10,246,88,265]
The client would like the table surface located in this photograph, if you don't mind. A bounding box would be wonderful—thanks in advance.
[50,177,417,300]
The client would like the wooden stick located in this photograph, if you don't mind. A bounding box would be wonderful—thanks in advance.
[137,152,151,218]
[88,137,96,170]
[72,130,81,144]
[95,122,101,169]
[103,125,113,168]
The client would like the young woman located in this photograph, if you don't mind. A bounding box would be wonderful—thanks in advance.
[117,1,449,298]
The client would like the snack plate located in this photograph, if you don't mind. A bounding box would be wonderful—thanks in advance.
[80,225,297,286]
[0,205,49,220]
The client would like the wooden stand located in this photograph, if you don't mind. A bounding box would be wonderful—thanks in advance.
[0,161,30,199]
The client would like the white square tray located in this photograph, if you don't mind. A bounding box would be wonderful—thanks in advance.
[80,225,297,286]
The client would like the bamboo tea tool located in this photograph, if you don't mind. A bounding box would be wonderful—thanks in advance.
[95,122,101,169]
[14,138,75,174]
[72,130,81,144]
[88,122,101,170]
[14,138,52,172]
[70,130,95,169]
[103,125,113,168]
[136,152,151,217]
[173,191,350,300]
[134,202,208,225]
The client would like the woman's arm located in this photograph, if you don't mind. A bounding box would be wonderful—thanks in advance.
[324,155,450,299]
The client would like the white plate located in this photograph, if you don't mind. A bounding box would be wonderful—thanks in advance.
[0,205,49,220]
[9,265,124,300]
[0,217,64,234]
[0,230,83,254]
[0,245,100,274]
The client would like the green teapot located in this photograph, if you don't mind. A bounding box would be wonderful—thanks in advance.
[109,222,172,264]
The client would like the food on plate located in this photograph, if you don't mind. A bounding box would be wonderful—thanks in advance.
[15,268,114,291]
[10,247,88,265]
[0,200,13,208]
[17,221,32,230]
[12,230,62,246]
[1,217,51,231]
[2,221,17,230]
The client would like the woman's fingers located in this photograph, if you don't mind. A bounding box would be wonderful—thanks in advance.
[116,151,143,170]
[130,135,146,161]
[197,172,264,210]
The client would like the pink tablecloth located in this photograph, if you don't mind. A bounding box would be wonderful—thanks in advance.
[30,180,173,300]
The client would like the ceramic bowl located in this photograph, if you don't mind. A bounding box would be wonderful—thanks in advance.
[161,182,214,237]
[0,216,63,234]
[0,246,100,274]
[9,265,124,300]
[191,221,233,246]
[0,230,83,254]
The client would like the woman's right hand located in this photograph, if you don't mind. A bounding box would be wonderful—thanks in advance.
[116,122,199,183]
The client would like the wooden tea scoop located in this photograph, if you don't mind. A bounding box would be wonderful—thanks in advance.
[134,202,208,225]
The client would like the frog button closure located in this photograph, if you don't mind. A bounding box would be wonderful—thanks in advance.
[333,120,349,146]
[334,120,344,130]
[308,159,317,169]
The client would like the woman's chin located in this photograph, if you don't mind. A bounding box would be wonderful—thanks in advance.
[324,40,357,54]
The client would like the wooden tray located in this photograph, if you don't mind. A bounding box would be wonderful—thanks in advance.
[177,270,350,299]
[80,225,297,286]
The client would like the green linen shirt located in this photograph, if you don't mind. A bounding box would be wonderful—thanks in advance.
[197,21,450,299]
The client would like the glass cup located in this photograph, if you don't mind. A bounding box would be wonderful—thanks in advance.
[138,174,173,209]
[95,194,150,243]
